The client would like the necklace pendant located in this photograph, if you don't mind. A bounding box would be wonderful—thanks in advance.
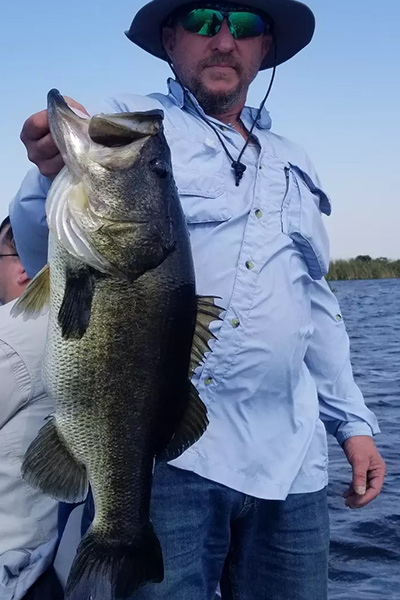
[232,161,247,186]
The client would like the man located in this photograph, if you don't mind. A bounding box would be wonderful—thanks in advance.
[0,217,62,600]
[10,1,386,598]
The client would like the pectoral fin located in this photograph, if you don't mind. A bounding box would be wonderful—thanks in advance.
[58,266,95,339]
[11,264,50,318]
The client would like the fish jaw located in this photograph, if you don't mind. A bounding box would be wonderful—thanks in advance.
[47,89,90,181]
[48,89,165,177]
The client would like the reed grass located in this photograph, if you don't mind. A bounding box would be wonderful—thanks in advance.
[327,256,400,281]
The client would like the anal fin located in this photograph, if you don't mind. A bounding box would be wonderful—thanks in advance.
[157,383,209,461]
[22,417,88,502]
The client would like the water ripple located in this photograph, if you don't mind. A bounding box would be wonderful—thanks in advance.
[327,279,400,599]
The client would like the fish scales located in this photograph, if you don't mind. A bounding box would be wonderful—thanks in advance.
[45,235,196,533]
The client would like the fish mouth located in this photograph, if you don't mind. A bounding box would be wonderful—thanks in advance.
[88,112,163,147]
[48,89,164,178]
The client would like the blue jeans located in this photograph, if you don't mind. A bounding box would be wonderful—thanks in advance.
[74,462,329,599]
[130,462,329,600]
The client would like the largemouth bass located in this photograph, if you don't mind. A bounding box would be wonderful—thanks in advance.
[14,90,221,599]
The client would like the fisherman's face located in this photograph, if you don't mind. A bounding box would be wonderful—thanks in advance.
[162,6,272,115]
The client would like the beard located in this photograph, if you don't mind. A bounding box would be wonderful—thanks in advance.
[181,54,247,115]
[189,79,244,115]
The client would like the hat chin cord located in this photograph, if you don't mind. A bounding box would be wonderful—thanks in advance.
[165,35,277,186]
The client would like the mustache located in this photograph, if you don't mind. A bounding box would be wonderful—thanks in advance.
[199,55,242,74]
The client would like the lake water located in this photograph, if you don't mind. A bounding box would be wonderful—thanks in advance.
[327,279,400,599]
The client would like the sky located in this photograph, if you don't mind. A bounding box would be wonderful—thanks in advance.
[1,0,399,259]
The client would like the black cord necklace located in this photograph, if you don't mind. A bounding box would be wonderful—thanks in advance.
[169,37,277,186]
[190,109,250,186]
[187,59,276,186]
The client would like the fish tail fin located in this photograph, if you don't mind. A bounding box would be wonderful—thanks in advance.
[65,523,164,600]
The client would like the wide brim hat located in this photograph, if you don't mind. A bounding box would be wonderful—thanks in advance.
[125,0,315,70]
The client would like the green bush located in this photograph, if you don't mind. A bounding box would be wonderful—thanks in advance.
[327,257,400,280]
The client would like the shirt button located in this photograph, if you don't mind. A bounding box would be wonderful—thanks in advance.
[204,377,213,386]
[231,318,240,328]
[255,209,263,218]
[245,260,254,270]
[259,165,262,169]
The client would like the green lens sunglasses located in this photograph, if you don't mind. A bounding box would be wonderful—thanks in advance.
[180,7,269,39]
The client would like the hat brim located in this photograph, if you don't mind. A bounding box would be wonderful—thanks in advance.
[125,0,315,70]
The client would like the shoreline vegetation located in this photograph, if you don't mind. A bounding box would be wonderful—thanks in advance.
[327,256,400,281]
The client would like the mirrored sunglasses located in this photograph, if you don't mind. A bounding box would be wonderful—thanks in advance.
[180,7,268,39]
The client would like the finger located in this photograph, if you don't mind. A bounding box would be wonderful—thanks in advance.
[345,469,385,508]
[27,132,60,164]
[343,486,353,498]
[345,485,380,509]
[21,110,50,143]
[366,467,385,496]
[351,460,369,496]
[39,155,65,179]
[63,96,89,116]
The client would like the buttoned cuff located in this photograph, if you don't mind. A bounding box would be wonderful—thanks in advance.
[336,421,378,447]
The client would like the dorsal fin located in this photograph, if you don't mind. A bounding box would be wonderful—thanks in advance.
[189,296,224,376]
[157,383,209,461]
[157,296,224,461]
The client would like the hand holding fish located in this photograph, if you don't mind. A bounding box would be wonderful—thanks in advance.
[342,436,386,509]
[20,96,88,179]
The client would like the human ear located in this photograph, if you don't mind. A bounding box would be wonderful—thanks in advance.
[16,264,30,286]
[162,26,176,59]
[262,34,273,61]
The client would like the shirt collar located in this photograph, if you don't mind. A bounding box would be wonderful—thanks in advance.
[167,78,272,131]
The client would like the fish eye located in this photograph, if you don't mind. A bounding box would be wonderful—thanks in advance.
[150,158,170,178]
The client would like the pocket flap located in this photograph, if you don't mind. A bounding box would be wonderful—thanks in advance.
[289,163,332,216]
[282,165,331,279]
[173,169,232,224]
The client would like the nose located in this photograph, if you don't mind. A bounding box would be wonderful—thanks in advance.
[209,18,236,52]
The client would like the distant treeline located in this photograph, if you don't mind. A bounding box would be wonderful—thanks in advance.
[327,256,400,281]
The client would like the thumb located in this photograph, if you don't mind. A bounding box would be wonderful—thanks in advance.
[63,96,89,117]
[352,459,368,495]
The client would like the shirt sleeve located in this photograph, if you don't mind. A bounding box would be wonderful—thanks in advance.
[0,342,31,430]
[305,276,380,446]
[8,167,51,279]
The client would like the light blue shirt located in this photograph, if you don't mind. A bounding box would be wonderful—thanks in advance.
[9,79,379,500]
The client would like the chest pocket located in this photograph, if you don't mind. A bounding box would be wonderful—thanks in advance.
[173,169,232,224]
[281,163,332,280]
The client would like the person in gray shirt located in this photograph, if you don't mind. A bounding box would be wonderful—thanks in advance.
[0,216,62,600]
